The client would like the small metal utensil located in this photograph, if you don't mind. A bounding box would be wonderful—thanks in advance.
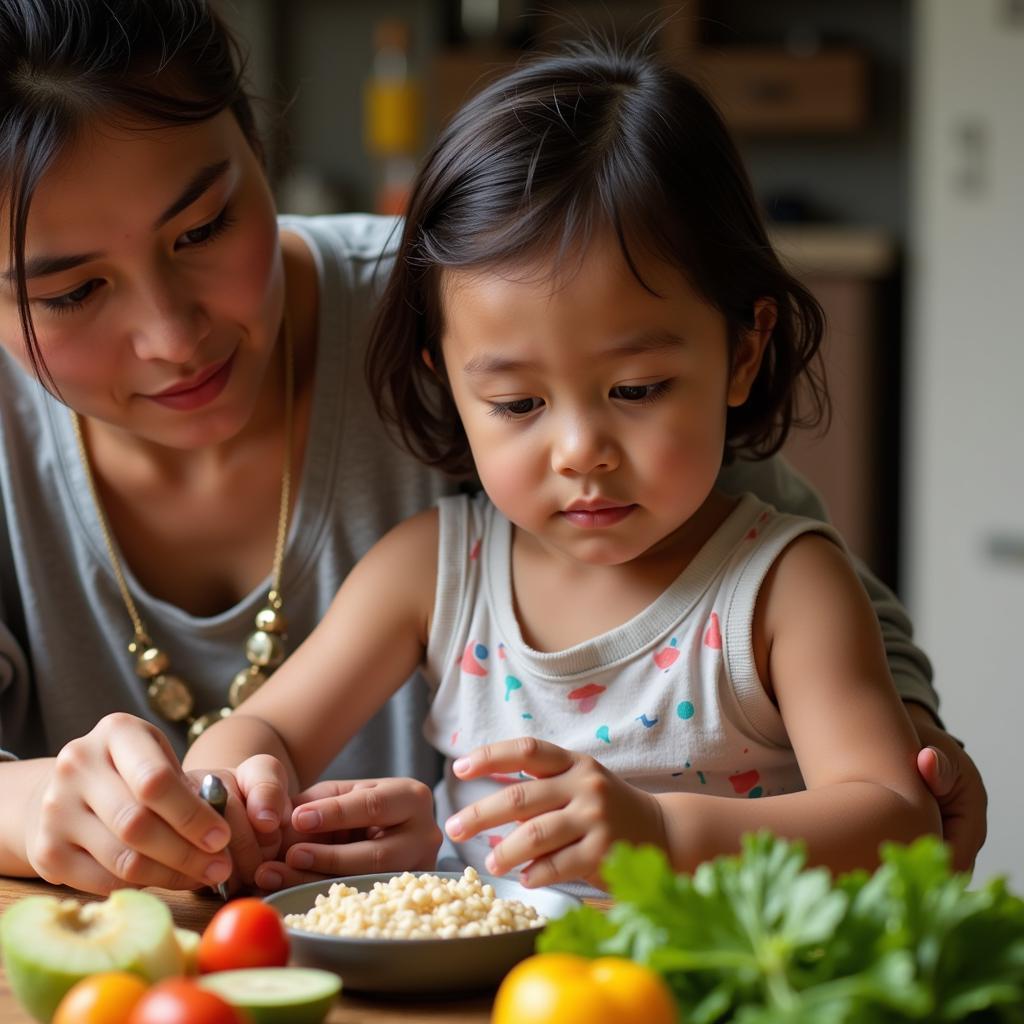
[199,772,231,901]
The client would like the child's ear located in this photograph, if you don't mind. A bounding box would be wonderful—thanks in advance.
[727,298,776,407]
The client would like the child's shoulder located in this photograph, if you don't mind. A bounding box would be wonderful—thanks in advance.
[360,506,442,591]
[756,522,865,637]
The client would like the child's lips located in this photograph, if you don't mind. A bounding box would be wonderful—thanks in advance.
[561,503,637,529]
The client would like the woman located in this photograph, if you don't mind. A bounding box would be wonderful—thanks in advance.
[0,0,984,895]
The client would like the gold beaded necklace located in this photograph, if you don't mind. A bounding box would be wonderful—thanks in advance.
[70,324,294,746]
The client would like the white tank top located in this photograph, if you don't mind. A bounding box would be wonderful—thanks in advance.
[424,491,840,889]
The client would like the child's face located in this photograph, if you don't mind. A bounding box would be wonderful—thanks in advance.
[439,233,768,568]
[0,110,283,450]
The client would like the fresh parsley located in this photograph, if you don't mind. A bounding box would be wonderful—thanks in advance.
[538,834,1024,1022]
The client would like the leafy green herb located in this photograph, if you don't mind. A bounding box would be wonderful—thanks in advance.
[538,834,1024,1022]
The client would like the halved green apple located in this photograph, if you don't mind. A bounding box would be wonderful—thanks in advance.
[199,967,341,1024]
[0,889,183,1022]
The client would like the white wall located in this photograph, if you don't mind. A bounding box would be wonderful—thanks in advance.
[907,0,1024,889]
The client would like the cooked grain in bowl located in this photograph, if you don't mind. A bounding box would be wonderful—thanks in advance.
[283,866,546,939]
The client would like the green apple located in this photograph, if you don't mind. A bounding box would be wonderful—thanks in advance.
[199,967,341,1024]
[0,889,183,1022]
[174,927,201,975]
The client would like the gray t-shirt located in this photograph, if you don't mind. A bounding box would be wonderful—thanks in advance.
[0,214,937,775]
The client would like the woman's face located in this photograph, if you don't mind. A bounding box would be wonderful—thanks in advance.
[0,109,283,449]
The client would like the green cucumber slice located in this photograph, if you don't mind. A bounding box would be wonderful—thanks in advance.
[198,967,341,1024]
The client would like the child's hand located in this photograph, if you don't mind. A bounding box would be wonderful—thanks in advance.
[253,777,441,891]
[185,754,293,892]
[443,738,666,889]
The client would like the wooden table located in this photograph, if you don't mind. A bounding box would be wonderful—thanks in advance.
[0,878,496,1023]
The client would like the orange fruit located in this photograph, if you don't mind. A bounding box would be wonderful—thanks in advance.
[492,952,677,1024]
[53,971,148,1024]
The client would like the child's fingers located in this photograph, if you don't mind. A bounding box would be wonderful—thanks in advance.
[517,833,608,890]
[291,778,434,833]
[444,778,568,842]
[452,738,576,780]
[235,754,293,833]
[291,779,358,805]
[282,833,430,878]
[483,809,582,877]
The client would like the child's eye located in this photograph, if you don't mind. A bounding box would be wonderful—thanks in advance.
[488,397,543,420]
[38,279,102,315]
[610,380,673,404]
[176,204,236,250]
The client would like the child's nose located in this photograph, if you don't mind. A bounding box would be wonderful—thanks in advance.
[550,415,619,476]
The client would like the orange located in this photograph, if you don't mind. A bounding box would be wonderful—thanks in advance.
[492,953,677,1024]
[53,971,148,1024]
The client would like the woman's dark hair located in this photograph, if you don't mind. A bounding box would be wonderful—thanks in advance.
[0,0,260,391]
[367,42,828,476]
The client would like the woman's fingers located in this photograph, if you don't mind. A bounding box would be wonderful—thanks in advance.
[30,715,230,891]
[32,842,130,897]
[79,772,231,888]
[65,815,211,892]
[104,718,231,854]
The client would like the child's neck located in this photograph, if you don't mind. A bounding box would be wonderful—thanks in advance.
[510,490,737,653]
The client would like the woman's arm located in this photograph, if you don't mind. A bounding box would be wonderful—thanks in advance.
[1,617,235,892]
[659,534,942,873]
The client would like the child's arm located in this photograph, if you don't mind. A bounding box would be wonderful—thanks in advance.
[448,535,941,885]
[722,457,987,871]
[184,508,440,877]
[655,533,942,873]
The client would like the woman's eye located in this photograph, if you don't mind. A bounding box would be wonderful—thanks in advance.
[177,205,234,249]
[40,279,101,313]
[610,380,673,403]
[489,397,542,419]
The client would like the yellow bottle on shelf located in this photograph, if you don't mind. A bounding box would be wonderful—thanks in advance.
[364,19,421,213]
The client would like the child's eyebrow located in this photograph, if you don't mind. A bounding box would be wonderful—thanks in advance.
[601,329,689,357]
[461,330,687,377]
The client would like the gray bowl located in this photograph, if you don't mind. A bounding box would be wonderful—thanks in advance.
[263,871,581,995]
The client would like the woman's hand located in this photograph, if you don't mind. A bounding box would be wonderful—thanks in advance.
[23,713,233,895]
[443,738,666,889]
[907,703,988,872]
[253,777,441,892]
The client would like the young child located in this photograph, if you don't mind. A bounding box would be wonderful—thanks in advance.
[187,43,940,891]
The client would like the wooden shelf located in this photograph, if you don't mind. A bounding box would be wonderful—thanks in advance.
[433,45,870,137]
[685,48,869,135]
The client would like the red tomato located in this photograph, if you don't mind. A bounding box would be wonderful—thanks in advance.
[126,978,244,1024]
[197,897,289,974]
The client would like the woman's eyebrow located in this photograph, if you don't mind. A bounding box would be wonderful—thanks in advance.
[5,251,102,283]
[5,159,234,284]
[153,158,231,229]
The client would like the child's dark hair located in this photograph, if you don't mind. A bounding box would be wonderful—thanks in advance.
[0,0,260,391]
[367,43,828,476]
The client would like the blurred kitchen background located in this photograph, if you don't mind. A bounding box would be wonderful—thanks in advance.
[219,0,1023,885]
